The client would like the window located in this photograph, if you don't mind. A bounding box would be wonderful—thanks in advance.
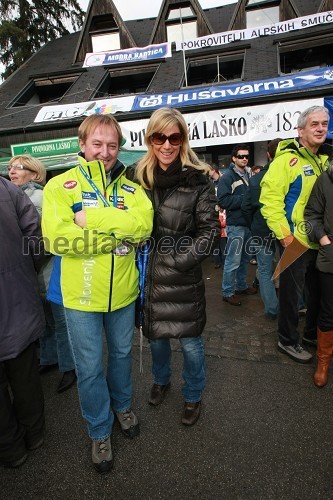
[185,52,245,87]
[95,65,158,97]
[10,74,80,107]
[279,36,333,74]
[166,3,197,42]
[91,32,120,52]
[246,0,280,28]
[89,15,120,52]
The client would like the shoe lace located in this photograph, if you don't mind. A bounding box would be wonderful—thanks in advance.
[294,344,304,353]
[97,439,109,455]
[118,410,133,422]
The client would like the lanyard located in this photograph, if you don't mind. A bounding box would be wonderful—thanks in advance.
[136,242,149,374]
[79,165,121,209]
[79,164,110,207]
[136,242,149,327]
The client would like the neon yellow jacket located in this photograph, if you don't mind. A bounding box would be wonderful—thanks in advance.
[42,156,153,312]
[260,139,329,247]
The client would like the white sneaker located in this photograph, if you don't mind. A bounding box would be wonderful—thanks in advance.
[278,342,312,363]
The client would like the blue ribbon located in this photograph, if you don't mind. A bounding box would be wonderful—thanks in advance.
[136,242,149,328]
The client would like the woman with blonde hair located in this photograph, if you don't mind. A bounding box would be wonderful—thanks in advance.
[134,107,219,425]
[8,155,46,215]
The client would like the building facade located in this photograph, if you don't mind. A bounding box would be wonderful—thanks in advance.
[0,0,333,174]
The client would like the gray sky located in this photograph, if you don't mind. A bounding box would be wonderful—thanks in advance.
[79,0,236,20]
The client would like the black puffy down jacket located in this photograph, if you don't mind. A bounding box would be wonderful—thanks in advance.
[142,166,219,340]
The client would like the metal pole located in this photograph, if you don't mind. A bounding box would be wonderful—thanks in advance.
[180,8,188,87]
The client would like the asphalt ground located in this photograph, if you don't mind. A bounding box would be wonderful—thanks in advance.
[1,260,333,499]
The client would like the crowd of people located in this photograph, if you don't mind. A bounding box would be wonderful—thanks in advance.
[1,105,332,474]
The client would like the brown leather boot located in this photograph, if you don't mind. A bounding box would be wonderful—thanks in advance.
[313,328,333,388]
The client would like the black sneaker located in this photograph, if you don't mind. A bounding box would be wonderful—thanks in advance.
[91,437,113,474]
[277,342,312,363]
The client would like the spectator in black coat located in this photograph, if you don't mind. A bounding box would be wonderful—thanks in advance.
[305,160,333,387]
[0,178,45,468]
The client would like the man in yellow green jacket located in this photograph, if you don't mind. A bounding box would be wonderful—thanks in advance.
[42,114,153,474]
[260,105,330,364]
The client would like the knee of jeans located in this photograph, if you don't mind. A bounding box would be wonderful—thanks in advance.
[180,336,204,353]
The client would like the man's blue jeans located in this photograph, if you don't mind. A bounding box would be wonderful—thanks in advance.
[150,337,205,403]
[222,225,252,297]
[256,244,278,316]
[40,301,75,372]
[64,301,135,441]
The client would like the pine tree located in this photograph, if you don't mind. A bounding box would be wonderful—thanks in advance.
[0,0,85,80]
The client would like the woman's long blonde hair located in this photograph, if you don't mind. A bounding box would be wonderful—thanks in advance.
[135,107,209,189]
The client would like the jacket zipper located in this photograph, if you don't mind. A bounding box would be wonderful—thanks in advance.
[145,185,178,336]
[108,252,114,312]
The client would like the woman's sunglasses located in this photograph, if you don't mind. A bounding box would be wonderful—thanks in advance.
[150,132,183,146]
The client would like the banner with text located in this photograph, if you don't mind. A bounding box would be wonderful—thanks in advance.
[132,67,333,112]
[175,11,333,51]
[121,98,323,150]
[11,137,79,157]
[34,95,135,123]
[83,43,172,68]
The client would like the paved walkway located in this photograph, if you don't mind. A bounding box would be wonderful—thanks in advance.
[136,259,313,365]
[2,259,332,500]
[202,260,311,364]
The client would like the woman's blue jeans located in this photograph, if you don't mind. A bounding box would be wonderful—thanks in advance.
[64,301,135,441]
[150,337,206,403]
[40,301,74,372]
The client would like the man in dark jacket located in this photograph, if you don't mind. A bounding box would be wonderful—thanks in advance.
[241,138,282,319]
[0,177,45,469]
[218,144,257,305]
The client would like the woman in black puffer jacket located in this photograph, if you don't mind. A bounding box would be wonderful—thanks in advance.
[135,107,219,426]
[305,160,333,388]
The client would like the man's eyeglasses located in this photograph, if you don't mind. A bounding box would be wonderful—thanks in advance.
[235,154,249,160]
[150,132,183,146]
[7,164,33,172]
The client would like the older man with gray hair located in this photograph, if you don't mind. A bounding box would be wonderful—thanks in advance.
[260,105,330,363]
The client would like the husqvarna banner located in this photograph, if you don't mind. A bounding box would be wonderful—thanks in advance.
[175,11,333,51]
[132,67,333,111]
[121,98,324,150]
[35,68,333,123]
[83,43,172,68]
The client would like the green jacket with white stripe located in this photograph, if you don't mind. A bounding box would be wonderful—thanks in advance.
[42,155,153,312]
[260,138,329,247]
